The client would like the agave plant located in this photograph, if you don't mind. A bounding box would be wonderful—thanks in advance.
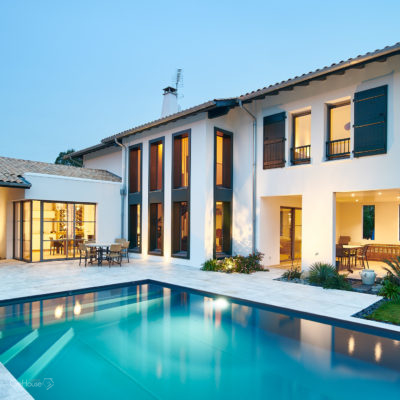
[308,262,337,285]
[383,257,400,285]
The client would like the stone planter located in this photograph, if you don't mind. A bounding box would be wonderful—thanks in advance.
[360,269,376,285]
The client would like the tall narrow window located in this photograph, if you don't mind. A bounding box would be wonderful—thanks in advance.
[363,205,375,240]
[129,146,141,193]
[172,202,188,255]
[150,140,163,191]
[129,204,141,250]
[326,102,351,159]
[149,203,163,254]
[128,144,142,252]
[215,130,232,188]
[172,131,190,258]
[173,133,189,188]
[215,202,231,255]
[291,112,311,164]
[214,128,233,257]
[149,138,164,255]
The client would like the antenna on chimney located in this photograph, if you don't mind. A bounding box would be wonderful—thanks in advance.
[174,69,184,108]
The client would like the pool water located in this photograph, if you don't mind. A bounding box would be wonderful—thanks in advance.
[0,282,399,399]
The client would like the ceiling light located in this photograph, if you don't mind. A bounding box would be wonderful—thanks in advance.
[355,199,359,202]
[351,193,355,197]
[378,192,382,196]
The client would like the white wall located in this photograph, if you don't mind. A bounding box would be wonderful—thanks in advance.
[0,187,24,259]
[23,173,121,246]
[337,201,400,245]
[83,146,122,177]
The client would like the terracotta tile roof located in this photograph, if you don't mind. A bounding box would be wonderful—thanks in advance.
[69,42,400,158]
[0,156,121,188]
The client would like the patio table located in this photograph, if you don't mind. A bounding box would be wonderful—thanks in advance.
[342,245,362,272]
[86,243,113,266]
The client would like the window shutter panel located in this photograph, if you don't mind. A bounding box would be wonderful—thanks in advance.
[129,148,138,193]
[173,137,181,188]
[263,112,286,169]
[353,85,387,157]
[150,144,157,191]
[223,135,232,188]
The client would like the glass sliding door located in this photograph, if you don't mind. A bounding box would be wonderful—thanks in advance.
[280,207,302,262]
[14,200,96,262]
[149,203,163,254]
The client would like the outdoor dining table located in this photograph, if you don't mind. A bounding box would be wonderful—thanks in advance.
[342,245,362,272]
[85,242,113,266]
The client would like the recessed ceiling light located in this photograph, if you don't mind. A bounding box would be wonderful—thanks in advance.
[355,199,359,202]
[378,192,382,195]
[351,193,355,197]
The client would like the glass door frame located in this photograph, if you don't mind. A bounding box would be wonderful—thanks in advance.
[280,206,302,262]
[13,199,96,262]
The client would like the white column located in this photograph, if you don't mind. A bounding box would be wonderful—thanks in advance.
[302,191,336,270]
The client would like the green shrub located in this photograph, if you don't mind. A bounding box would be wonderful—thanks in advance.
[201,252,265,274]
[201,259,223,272]
[233,252,265,274]
[322,274,353,291]
[379,278,400,301]
[308,263,337,285]
[281,265,302,280]
[383,257,400,285]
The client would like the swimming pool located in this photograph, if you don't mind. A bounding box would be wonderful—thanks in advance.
[0,281,399,399]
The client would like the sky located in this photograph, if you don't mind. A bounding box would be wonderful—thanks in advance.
[1,0,400,163]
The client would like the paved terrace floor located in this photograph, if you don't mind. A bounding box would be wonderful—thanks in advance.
[0,258,399,399]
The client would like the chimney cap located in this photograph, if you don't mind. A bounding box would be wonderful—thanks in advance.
[163,86,177,94]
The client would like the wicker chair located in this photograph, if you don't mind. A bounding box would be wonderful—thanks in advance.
[78,243,96,267]
[121,241,130,262]
[106,244,122,267]
[356,245,369,269]
[336,244,345,270]
[338,236,351,245]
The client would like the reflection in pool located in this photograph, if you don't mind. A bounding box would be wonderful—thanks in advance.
[0,282,399,399]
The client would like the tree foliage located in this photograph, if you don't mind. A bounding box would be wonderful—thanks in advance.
[55,149,83,167]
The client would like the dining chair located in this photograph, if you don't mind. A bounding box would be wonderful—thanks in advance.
[107,244,122,267]
[356,245,370,269]
[121,241,130,262]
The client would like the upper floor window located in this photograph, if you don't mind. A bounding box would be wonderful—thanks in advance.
[291,112,311,165]
[326,101,351,160]
[354,85,387,157]
[129,146,141,193]
[263,112,286,169]
[173,133,189,188]
[215,129,232,189]
[149,140,163,191]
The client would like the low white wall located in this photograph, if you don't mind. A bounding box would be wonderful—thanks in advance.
[23,173,121,246]
[0,187,24,259]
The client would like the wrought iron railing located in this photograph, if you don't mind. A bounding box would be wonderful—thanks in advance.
[291,145,311,165]
[263,138,286,169]
[326,138,350,159]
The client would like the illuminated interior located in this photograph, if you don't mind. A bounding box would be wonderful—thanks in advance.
[150,141,163,191]
[14,200,96,262]
[215,130,232,188]
[280,207,302,262]
[294,113,311,148]
[215,201,231,255]
[149,203,163,254]
[129,204,141,250]
[172,201,188,256]
[329,102,351,141]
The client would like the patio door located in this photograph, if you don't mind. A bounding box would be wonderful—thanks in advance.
[280,207,302,262]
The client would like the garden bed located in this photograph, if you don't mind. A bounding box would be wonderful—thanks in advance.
[353,299,400,326]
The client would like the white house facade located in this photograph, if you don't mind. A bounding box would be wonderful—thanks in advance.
[2,43,400,270]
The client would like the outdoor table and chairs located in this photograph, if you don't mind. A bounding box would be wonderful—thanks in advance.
[82,240,130,266]
[85,242,113,266]
[336,239,370,273]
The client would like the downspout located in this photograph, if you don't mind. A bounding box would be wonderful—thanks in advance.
[115,138,128,238]
[238,100,257,254]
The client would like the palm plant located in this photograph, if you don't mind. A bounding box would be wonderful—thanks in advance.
[308,262,337,285]
[383,257,400,285]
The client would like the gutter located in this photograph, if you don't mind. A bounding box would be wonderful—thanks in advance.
[114,138,128,238]
[238,100,257,254]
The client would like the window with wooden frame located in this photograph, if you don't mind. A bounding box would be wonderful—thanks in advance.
[263,112,286,169]
[129,146,141,193]
[172,131,190,258]
[291,111,311,165]
[149,140,163,191]
[215,130,232,189]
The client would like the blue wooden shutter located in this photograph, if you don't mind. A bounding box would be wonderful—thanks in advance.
[263,112,286,169]
[353,85,387,157]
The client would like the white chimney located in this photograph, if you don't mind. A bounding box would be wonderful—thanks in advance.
[161,86,178,117]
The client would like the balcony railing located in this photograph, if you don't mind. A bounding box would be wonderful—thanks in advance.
[291,145,311,165]
[263,138,286,169]
[326,138,350,160]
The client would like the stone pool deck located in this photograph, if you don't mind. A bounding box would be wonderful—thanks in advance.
[0,258,399,398]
